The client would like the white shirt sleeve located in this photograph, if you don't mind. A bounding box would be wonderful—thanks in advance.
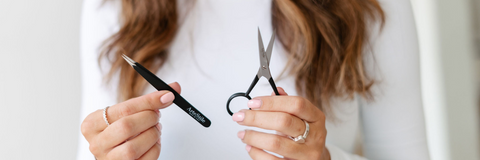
[327,144,367,160]
[77,0,119,159]
[324,0,430,159]
[359,0,430,159]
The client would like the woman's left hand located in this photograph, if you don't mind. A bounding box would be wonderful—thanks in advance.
[232,87,330,160]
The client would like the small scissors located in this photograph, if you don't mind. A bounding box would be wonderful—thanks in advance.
[226,29,280,116]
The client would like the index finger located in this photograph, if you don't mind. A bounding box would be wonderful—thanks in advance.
[248,95,324,122]
[81,83,181,139]
[108,82,181,123]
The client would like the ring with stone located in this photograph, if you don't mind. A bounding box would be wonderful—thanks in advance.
[288,119,309,143]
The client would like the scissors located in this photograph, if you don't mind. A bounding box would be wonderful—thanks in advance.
[226,29,280,116]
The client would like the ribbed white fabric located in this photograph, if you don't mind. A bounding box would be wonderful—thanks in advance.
[77,0,430,159]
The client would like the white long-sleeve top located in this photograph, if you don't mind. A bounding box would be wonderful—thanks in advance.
[77,0,430,159]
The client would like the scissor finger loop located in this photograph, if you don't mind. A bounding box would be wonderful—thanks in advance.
[226,92,252,116]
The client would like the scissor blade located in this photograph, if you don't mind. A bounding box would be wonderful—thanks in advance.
[258,28,266,63]
[265,30,275,65]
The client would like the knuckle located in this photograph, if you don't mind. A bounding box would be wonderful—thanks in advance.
[88,141,101,156]
[117,119,134,135]
[80,119,93,136]
[310,150,323,160]
[122,143,138,159]
[292,97,306,113]
[146,110,160,123]
[319,110,326,121]
[267,136,283,151]
[118,103,134,118]
[276,114,293,131]
[141,95,156,109]
[81,111,101,136]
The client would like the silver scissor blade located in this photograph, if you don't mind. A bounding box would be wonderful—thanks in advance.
[256,66,271,80]
[257,28,273,79]
[265,30,275,65]
[122,54,137,66]
[258,28,266,60]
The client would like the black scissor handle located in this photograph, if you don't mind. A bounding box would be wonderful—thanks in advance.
[226,92,252,116]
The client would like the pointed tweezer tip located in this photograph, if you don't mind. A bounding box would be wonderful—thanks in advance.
[121,54,136,66]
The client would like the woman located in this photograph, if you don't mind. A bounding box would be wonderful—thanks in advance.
[78,0,430,159]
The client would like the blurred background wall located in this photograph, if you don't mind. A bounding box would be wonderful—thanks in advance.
[0,0,82,159]
[411,0,480,159]
[0,0,478,159]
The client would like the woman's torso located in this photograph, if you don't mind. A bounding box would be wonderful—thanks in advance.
[79,0,431,159]
[148,0,360,159]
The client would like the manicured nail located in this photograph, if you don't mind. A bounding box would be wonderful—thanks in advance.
[248,99,262,109]
[232,111,245,122]
[155,109,161,118]
[160,92,175,104]
[245,145,252,152]
[237,130,245,139]
[156,123,162,131]
[156,123,162,145]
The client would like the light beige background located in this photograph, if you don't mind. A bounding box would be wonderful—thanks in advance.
[0,0,478,159]
[0,0,82,159]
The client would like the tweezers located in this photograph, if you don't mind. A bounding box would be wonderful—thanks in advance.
[122,55,211,128]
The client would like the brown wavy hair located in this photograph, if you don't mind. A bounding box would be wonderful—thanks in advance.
[100,0,384,113]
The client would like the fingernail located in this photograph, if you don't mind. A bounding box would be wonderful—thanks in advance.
[248,99,262,109]
[245,145,252,152]
[237,130,245,139]
[156,123,162,131]
[156,123,162,145]
[155,109,161,118]
[160,92,175,104]
[232,111,245,122]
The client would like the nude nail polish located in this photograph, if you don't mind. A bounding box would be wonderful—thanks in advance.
[160,92,175,104]
[237,130,245,139]
[156,123,162,131]
[248,99,262,109]
[232,112,245,122]
[155,109,161,118]
[245,145,252,152]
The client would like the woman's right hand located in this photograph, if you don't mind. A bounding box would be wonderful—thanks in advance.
[81,82,181,160]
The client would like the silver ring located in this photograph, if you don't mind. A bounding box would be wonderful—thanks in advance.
[103,106,110,126]
[288,119,309,143]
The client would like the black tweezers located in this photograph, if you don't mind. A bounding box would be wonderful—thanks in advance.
[122,55,211,128]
